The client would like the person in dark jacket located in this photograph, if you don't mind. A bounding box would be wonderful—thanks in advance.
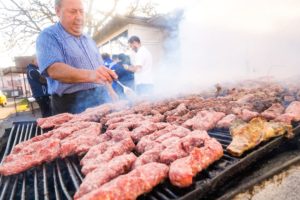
[111,54,135,99]
[27,57,52,117]
[101,53,112,68]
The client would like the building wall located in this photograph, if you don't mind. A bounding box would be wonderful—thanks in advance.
[127,24,165,70]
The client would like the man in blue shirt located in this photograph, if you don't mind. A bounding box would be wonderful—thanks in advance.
[36,0,117,114]
[111,54,135,99]
[27,57,51,117]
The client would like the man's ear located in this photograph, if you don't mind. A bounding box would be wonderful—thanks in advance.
[55,6,61,17]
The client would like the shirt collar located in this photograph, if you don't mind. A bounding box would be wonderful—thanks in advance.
[57,22,87,40]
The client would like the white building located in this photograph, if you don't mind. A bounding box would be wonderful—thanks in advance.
[95,12,183,70]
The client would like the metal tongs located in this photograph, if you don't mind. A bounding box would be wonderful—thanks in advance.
[115,80,137,98]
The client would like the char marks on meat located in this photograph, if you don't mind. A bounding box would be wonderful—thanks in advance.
[275,101,300,124]
[183,110,225,131]
[0,138,60,176]
[74,153,136,199]
[59,123,102,158]
[169,137,223,187]
[132,145,164,169]
[130,121,162,142]
[160,131,211,164]
[77,162,169,200]
[261,103,285,120]
[81,138,135,175]
[0,122,101,175]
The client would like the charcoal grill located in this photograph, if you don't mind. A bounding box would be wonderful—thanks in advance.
[0,121,299,200]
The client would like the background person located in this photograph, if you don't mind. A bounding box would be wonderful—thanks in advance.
[26,57,52,117]
[125,35,153,95]
[36,0,117,114]
[101,53,112,68]
[111,53,135,99]
[109,54,118,69]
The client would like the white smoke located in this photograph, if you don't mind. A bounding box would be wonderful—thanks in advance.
[154,0,300,96]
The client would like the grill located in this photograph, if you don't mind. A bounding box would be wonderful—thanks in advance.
[0,121,299,200]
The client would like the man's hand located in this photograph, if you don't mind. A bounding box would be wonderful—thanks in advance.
[91,66,118,84]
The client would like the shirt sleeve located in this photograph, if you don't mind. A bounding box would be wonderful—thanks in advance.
[36,31,65,76]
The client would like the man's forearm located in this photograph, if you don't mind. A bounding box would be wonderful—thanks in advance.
[47,63,93,83]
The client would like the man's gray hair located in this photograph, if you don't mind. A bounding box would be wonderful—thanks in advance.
[55,0,62,7]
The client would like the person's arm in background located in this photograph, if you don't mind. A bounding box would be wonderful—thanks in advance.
[123,64,141,72]
[123,51,144,72]
[29,68,47,84]
[47,62,117,84]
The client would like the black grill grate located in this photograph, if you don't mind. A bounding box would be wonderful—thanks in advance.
[0,121,299,200]
[0,122,83,200]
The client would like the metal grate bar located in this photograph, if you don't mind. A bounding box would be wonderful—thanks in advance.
[0,177,10,199]
[65,158,80,189]
[56,160,72,200]
[10,124,21,153]
[209,131,232,139]
[0,124,16,187]
[71,160,83,181]
[161,188,178,198]
[153,190,172,200]
[20,124,31,200]
[149,196,159,200]
[34,124,39,200]
[0,125,16,164]
[34,170,39,200]
[222,153,239,162]
[52,167,61,200]
[21,175,26,200]
[8,177,18,200]
[24,123,32,141]
[18,124,25,143]
[214,138,231,145]
[43,164,49,200]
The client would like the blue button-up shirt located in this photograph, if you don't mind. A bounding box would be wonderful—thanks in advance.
[36,22,104,96]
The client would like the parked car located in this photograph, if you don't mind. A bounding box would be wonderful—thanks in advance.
[0,90,7,107]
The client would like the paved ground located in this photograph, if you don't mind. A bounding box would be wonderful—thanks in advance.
[0,99,19,120]
[0,99,41,138]
[233,163,300,200]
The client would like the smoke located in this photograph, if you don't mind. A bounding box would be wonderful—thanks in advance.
[154,0,300,96]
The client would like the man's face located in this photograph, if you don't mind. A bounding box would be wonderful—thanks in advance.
[55,0,85,37]
[129,41,139,52]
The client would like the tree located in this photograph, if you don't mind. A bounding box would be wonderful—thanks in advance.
[0,0,158,53]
